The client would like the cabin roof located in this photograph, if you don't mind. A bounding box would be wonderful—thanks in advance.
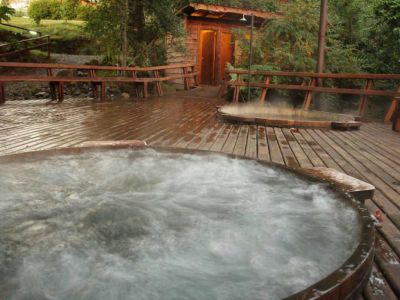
[179,3,281,25]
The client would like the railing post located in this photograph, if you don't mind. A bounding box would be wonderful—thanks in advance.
[303,77,317,110]
[233,74,241,103]
[154,70,163,96]
[132,70,140,98]
[191,65,198,86]
[218,71,228,98]
[183,67,190,90]
[259,75,270,104]
[100,82,106,101]
[143,82,149,98]
[393,99,400,132]
[0,82,5,104]
[384,86,400,123]
[358,79,373,118]
[47,68,57,101]
[57,82,64,103]
[90,69,98,99]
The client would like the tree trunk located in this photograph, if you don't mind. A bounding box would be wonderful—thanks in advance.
[121,0,129,67]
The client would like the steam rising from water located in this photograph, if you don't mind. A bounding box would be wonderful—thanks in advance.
[0,149,359,300]
[220,104,354,122]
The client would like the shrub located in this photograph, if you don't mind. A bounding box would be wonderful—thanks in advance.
[61,0,79,20]
[0,5,15,22]
[76,5,94,20]
[28,0,62,24]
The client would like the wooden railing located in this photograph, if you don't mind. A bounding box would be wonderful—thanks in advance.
[0,36,51,59]
[0,62,198,103]
[219,69,400,123]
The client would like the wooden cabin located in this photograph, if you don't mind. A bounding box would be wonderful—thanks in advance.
[168,3,281,85]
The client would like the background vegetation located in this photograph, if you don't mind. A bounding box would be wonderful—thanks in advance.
[1,0,399,115]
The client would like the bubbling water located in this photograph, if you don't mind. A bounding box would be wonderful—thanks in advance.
[0,149,359,300]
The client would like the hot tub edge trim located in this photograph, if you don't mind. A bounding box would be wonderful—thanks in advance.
[0,144,375,300]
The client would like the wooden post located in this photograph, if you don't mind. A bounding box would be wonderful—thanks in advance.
[393,99,400,132]
[384,86,400,123]
[317,0,328,75]
[259,76,270,104]
[218,71,228,98]
[303,78,317,110]
[358,79,373,118]
[233,74,241,103]
[143,82,149,98]
[0,82,5,104]
[183,67,190,91]
[191,65,198,86]
[131,70,140,98]
[100,82,106,101]
[90,70,98,99]
[154,70,163,96]
[57,82,64,103]
[47,68,57,101]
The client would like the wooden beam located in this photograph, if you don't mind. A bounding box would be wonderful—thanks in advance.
[154,70,163,96]
[358,79,373,118]
[227,69,400,80]
[303,78,317,110]
[384,86,400,123]
[259,76,270,103]
[183,3,282,20]
[227,80,400,98]
[57,82,64,103]
[0,82,5,104]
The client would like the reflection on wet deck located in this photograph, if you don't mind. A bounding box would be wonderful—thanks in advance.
[1,87,400,300]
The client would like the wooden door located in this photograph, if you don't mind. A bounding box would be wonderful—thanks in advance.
[199,30,216,85]
[219,32,233,83]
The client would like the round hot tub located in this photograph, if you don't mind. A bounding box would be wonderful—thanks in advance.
[218,104,361,130]
[0,145,374,300]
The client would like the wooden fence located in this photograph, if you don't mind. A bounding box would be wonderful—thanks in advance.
[0,62,198,103]
[0,36,51,59]
[219,69,400,123]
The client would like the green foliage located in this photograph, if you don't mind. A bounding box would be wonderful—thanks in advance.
[61,0,80,20]
[28,0,62,24]
[76,5,95,20]
[362,0,400,74]
[0,4,15,23]
[86,0,185,66]
[28,0,85,23]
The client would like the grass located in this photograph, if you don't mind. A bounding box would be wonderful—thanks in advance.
[3,17,86,41]
[1,16,96,55]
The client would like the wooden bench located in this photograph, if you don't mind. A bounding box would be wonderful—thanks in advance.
[0,62,199,103]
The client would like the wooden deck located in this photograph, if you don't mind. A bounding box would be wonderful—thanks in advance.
[1,87,400,299]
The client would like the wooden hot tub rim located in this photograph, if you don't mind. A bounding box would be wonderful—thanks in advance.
[0,143,376,300]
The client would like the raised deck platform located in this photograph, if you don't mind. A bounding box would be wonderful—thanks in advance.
[1,88,400,299]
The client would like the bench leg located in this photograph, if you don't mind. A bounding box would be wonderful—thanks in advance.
[49,82,57,101]
[101,82,106,101]
[92,83,98,99]
[57,82,64,103]
[154,70,163,96]
[134,84,140,98]
[156,82,163,96]
[143,82,148,98]
[0,82,5,104]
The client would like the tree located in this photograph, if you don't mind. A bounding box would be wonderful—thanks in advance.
[0,3,15,23]
[86,0,185,66]
[362,0,400,74]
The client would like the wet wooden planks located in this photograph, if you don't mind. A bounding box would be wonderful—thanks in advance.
[0,92,400,299]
